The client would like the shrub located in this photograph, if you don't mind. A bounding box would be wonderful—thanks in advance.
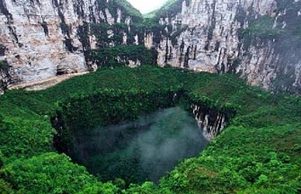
[1,152,117,194]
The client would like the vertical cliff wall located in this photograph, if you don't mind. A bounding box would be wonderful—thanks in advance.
[152,0,301,93]
[0,61,11,94]
[1,0,301,94]
[0,0,141,90]
[191,104,228,140]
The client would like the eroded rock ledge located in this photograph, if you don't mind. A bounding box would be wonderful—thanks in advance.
[1,0,301,94]
[0,0,139,89]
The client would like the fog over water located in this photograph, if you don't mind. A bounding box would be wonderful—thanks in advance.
[71,107,208,183]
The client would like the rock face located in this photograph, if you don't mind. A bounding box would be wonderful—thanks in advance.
[0,62,11,94]
[0,0,140,89]
[192,104,228,140]
[153,0,301,93]
[1,0,301,94]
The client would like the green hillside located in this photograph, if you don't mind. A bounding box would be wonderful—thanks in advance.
[0,65,300,193]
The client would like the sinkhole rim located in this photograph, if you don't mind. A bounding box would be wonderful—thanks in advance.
[51,89,232,185]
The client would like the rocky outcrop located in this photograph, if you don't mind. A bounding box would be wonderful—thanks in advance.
[0,62,11,94]
[192,104,228,140]
[1,0,301,94]
[116,56,141,68]
[0,0,140,91]
[154,0,301,94]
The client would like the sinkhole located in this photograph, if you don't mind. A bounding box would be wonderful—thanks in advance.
[53,106,208,185]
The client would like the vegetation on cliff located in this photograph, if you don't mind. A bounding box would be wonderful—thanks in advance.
[150,0,190,20]
[112,0,142,22]
[91,45,157,67]
[0,65,300,193]
[0,1,300,192]
[0,61,9,72]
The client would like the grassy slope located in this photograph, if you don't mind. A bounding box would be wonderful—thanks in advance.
[0,65,300,193]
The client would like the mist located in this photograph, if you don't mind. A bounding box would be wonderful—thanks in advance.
[71,107,208,183]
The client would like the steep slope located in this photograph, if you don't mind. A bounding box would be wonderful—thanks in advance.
[151,0,301,93]
[1,0,301,94]
[0,0,142,92]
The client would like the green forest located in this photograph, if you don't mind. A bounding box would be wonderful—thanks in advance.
[0,65,300,193]
[1,0,301,192]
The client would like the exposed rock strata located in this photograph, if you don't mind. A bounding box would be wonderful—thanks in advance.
[0,0,138,90]
[1,0,301,94]
[192,104,228,140]
[154,0,301,93]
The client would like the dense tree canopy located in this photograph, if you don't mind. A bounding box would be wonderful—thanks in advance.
[0,65,300,193]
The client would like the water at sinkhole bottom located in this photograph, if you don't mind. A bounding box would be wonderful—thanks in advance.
[69,107,209,184]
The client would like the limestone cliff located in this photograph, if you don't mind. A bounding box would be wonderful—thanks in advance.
[0,0,141,89]
[0,61,11,94]
[192,104,229,140]
[152,0,301,93]
[1,0,301,94]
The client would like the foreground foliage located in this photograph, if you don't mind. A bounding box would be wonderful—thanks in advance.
[0,65,300,193]
[1,153,117,194]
